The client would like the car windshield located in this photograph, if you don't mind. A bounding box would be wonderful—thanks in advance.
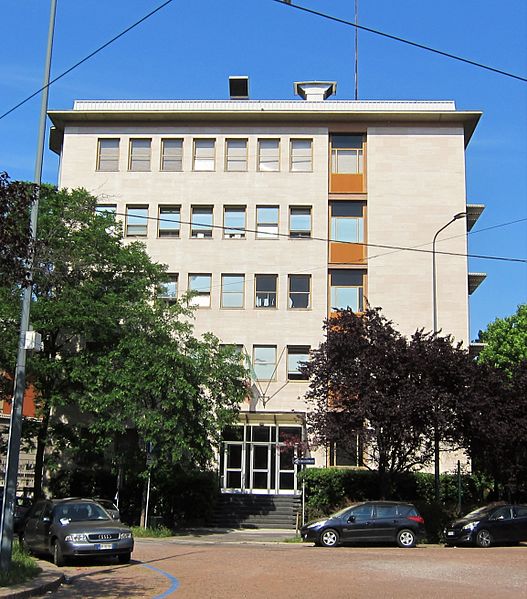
[463,506,493,519]
[331,505,359,518]
[54,502,111,522]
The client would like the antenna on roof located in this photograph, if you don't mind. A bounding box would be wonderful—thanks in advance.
[354,0,359,100]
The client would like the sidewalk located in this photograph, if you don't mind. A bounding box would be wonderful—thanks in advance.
[0,561,64,599]
[142,527,299,545]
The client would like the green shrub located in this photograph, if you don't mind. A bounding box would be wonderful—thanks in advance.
[131,525,173,538]
[0,543,41,587]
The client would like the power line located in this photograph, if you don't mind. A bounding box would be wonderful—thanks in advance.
[272,0,527,83]
[105,209,527,264]
[0,0,175,122]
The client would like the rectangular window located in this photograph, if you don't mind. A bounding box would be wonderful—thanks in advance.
[289,206,312,238]
[126,205,148,236]
[287,346,310,380]
[193,139,215,171]
[158,205,180,237]
[221,274,245,308]
[329,436,363,467]
[329,269,365,312]
[331,135,364,174]
[255,274,277,308]
[129,139,151,171]
[330,202,365,243]
[191,206,213,238]
[188,274,212,307]
[256,206,279,239]
[225,139,248,171]
[253,345,277,381]
[161,139,183,171]
[158,274,178,302]
[258,139,280,171]
[289,274,311,309]
[97,139,119,171]
[224,206,246,239]
[95,204,116,215]
[290,139,313,172]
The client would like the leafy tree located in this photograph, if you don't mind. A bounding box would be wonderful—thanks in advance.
[0,173,34,287]
[302,308,476,497]
[477,304,527,376]
[0,183,246,502]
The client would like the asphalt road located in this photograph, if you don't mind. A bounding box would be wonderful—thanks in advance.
[49,536,527,599]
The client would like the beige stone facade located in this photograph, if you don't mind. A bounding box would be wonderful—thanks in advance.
[49,85,482,494]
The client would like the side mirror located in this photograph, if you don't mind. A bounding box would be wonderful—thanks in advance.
[42,516,51,523]
[347,515,356,523]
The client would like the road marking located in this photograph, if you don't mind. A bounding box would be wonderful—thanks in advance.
[141,563,180,597]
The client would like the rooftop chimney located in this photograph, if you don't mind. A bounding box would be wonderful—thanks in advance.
[229,76,249,99]
[294,81,337,101]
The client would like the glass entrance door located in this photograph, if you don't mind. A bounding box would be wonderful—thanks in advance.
[250,444,272,493]
[223,442,244,492]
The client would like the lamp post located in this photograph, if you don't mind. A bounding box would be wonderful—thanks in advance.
[431,211,466,502]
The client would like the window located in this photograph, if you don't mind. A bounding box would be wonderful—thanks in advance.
[97,139,119,171]
[331,134,364,174]
[330,270,365,312]
[287,346,310,380]
[253,345,277,380]
[188,274,212,307]
[375,505,398,519]
[256,206,279,239]
[193,139,215,171]
[258,139,280,171]
[225,139,248,171]
[158,205,180,237]
[126,205,148,236]
[289,207,312,238]
[288,274,311,309]
[95,204,116,215]
[330,202,365,242]
[129,139,151,171]
[221,274,245,308]
[255,275,277,308]
[329,436,363,467]
[161,139,183,171]
[158,275,178,302]
[191,206,213,238]
[290,139,313,172]
[224,206,246,239]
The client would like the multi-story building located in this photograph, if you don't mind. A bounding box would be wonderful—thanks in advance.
[48,79,485,499]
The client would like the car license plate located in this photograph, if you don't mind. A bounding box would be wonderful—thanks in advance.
[96,543,115,550]
[447,531,454,536]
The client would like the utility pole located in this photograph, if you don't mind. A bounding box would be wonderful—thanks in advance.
[354,0,359,100]
[0,0,57,570]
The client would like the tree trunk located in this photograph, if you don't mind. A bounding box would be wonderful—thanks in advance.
[32,403,50,498]
[139,472,149,528]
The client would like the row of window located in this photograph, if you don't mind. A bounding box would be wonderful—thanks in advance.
[97,137,314,173]
[97,201,366,243]
[96,133,365,175]
[231,345,310,382]
[160,270,365,313]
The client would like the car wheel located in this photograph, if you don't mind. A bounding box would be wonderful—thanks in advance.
[475,529,492,548]
[320,528,339,547]
[396,529,416,548]
[117,552,131,564]
[52,539,66,567]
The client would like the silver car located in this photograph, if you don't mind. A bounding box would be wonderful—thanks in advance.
[21,498,133,566]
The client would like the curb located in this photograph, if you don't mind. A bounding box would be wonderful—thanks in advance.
[0,561,64,599]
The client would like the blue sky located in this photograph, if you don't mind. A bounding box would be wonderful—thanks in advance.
[1,0,526,340]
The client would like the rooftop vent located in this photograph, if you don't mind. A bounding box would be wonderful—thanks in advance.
[294,81,337,101]
[229,76,249,99]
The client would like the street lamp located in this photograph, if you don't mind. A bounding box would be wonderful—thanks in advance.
[431,211,466,502]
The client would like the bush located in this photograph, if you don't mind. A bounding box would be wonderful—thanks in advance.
[299,468,492,542]
[0,543,41,587]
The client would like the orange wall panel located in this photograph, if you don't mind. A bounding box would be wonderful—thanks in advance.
[329,242,366,264]
[330,174,364,193]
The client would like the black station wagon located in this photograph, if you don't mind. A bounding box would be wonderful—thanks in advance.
[301,501,425,548]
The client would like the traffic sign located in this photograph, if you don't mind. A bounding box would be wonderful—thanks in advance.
[294,457,315,465]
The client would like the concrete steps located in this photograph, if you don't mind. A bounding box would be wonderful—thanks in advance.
[210,494,301,529]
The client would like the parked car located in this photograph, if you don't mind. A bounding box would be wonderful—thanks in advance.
[300,501,425,548]
[444,504,527,548]
[94,498,120,521]
[14,496,33,533]
[20,498,134,566]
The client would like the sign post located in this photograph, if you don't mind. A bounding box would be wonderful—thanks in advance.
[294,458,315,526]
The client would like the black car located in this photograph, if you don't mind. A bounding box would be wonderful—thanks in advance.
[21,498,134,566]
[301,501,425,548]
[444,504,527,548]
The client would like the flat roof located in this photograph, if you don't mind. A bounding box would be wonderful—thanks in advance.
[48,99,482,148]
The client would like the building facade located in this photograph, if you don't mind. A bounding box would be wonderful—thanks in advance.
[49,80,484,497]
